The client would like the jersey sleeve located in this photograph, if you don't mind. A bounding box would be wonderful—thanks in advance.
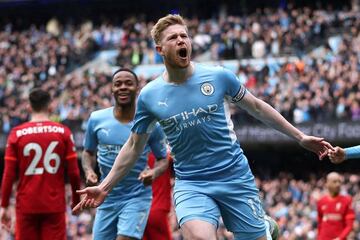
[317,199,323,234]
[147,124,167,159]
[64,127,77,161]
[83,114,98,151]
[221,67,247,103]
[344,145,360,160]
[64,127,81,206]
[131,92,158,134]
[4,129,17,162]
[339,197,355,239]
[1,130,18,207]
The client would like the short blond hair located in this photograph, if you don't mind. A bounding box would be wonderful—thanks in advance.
[151,14,187,45]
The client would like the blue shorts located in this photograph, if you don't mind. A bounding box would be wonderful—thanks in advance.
[93,195,151,239]
[173,166,267,239]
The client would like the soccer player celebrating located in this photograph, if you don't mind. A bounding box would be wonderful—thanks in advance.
[73,14,333,240]
[317,172,355,240]
[328,145,360,164]
[0,88,81,240]
[81,68,167,240]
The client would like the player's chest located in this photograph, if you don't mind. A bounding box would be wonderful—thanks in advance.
[152,82,223,121]
[95,121,132,144]
[321,201,346,213]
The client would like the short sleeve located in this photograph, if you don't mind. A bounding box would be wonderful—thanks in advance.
[83,114,97,151]
[222,67,247,103]
[131,92,157,134]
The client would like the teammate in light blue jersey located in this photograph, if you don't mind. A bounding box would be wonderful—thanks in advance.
[81,68,167,240]
[328,145,360,163]
[73,15,333,240]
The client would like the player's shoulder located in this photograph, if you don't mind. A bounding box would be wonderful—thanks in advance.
[339,194,353,203]
[194,62,235,83]
[195,62,232,75]
[89,107,113,120]
[10,121,30,131]
[140,76,163,93]
[318,195,329,203]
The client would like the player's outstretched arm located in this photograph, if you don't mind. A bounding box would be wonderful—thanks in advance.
[328,146,346,164]
[328,145,360,164]
[72,132,149,214]
[235,91,334,159]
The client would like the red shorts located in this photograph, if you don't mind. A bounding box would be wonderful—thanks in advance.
[143,209,172,240]
[15,211,66,240]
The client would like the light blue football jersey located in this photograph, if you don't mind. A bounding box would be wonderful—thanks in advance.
[84,107,167,208]
[132,63,248,181]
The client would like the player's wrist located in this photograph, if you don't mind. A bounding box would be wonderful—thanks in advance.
[98,181,111,195]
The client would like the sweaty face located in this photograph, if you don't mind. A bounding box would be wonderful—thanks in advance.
[111,71,138,106]
[157,24,192,69]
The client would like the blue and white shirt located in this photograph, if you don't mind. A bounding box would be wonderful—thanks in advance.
[132,63,249,181]
[84,107,167,208]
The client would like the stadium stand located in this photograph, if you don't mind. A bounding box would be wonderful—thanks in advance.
[0,0,359,239]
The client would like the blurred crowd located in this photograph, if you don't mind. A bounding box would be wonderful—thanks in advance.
[231,16,360,125]
[2,172,360,239]
[259,173,360,240]
[0,5,359,135]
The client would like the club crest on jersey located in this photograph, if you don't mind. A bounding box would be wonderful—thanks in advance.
[200,83,214,96]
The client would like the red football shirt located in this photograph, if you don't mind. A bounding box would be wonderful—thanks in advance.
[1,121,79,213]
[148,152,172,212]
[317,194,355,240]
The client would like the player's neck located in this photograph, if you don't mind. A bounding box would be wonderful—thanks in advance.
[113,104,135,123]
[30,112,50,122]
[329,192,339,198]
[163,62,194,84]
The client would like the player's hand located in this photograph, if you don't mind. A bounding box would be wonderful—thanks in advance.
[85,170,98,186]
[328,147,346,164]
[71,186,107,215]
[138,168,156,186]
[299,135,334,160]
[0,207,11,232]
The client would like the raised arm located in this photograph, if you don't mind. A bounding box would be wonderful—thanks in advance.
[235,91,333,159]
[72,132,149,214]
[329,145,360,164]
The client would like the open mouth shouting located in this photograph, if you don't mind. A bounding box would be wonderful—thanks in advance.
[178,47,188,59]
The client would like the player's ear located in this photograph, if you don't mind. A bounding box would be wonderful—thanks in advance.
[155,45,164,56]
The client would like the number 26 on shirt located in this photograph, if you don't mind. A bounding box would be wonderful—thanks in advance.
[24,141,60,175]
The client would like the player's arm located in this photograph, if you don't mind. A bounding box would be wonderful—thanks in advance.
[1,133,18,230]
[316,200,323,236]
[138,125,168,186]
[65,132,81,209]
[82,114,98,185]
[81,149,98,185]
[234,91,333,159]
[72,132,149,214]
[338,198,355,239]
[328,145,360,164]
[138,156,169,186]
